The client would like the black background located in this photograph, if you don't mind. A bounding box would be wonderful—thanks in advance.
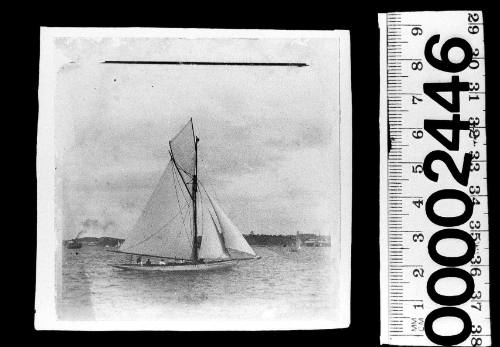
[19,2,497,346]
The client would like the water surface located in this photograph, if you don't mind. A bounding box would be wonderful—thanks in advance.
[59,245,339,325]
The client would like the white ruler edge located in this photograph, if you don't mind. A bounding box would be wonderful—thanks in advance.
[379,11,490,346]
[379,12,390,344]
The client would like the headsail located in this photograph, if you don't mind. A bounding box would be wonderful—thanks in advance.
[169,119,196,196]
[118,160,194,260]
[206,192,257,257]
[198,198,230,260]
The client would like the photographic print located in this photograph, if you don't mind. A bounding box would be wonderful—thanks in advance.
[36,28,352,330]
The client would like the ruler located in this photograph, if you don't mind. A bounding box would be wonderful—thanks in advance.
[380,11,490,346]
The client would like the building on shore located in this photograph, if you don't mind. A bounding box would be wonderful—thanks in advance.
[303,235,331,247]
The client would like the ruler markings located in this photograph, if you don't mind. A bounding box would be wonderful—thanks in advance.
[380,11,490,347]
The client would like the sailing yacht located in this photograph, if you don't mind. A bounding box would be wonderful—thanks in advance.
[109,119,260,271]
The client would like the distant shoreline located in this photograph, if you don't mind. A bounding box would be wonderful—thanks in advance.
[64,234,331,247]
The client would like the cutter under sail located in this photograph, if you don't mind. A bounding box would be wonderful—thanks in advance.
[110,119,259,271]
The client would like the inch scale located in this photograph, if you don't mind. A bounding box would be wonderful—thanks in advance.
[380,11,490,346]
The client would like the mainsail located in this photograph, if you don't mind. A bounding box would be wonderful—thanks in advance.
[116,119,257,263]
[118,161,194,260]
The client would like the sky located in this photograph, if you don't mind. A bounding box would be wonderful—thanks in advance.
[52,34,342,240]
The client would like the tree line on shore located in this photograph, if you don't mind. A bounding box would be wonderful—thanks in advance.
[65,233,330,247]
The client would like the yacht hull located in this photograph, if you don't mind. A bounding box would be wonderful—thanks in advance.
[110,259,243,272]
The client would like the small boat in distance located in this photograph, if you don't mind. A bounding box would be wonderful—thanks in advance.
[288,231,301,252]
[109,119,260,272]
[66,239,82,249]
[66,230,85,249]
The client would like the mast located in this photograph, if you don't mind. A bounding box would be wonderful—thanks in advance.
[192,135,200,262]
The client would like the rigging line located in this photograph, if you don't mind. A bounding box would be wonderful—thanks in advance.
[170,195,191,255]
[197,154,217,190]
[176,202,193,253]
[198,180,217,201]
[201,188,222,234]
[169,146,194,199]
[198,180,210,198]
[171,163,192,231]
[171,157,194,178]
[177,164,194,178]
[171,163,194,246]
[200,191,204,237]
[171,162,190,207]
[198,182,220,225]
[180,203,192,240]
[172,162,194,223]
[172,164,195,246]
[198,186,215,226]
[171,178,193,251]
[177,171,192,207]
[198,181,222,213]
[172,207,192,253]
[198,193,206,257]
